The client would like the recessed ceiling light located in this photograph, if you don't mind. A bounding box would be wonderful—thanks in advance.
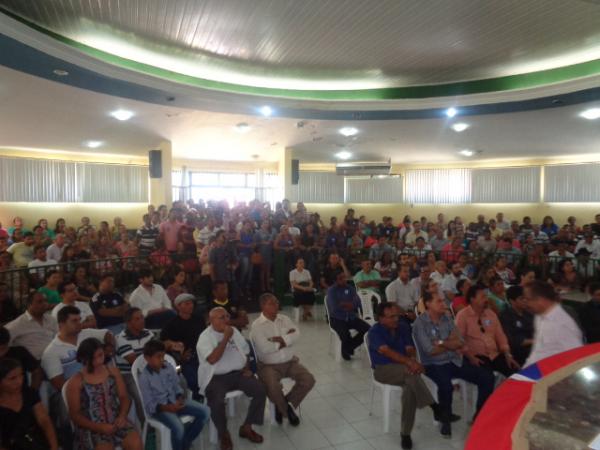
[110,109,134,121]
[580,108,600,120]
[53,69,69,76]
[459,149,474,157]
[234,122,251,133]
[335,151,352,160]
[451,123,469,132]
[339,127,359,137]
[85,140,104,148]
[259,106,273,117]
[446,107,458,118]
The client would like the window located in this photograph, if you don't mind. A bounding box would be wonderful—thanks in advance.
[405,168,471,204]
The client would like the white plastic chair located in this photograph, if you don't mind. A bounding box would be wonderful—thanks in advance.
[324,298,343,362]
[363,334,403,433]
[131,354,197,450]
[357,289,382,325]
[292,306,301,323]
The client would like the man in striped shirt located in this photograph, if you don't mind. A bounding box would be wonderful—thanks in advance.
[136,214,159,255]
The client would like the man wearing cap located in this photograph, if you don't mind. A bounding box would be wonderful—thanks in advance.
[161,293,206,400]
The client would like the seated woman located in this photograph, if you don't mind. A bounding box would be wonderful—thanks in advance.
[451,278,471,315]
[66,338,143,450]
[166,268,189,306]
[0,358,58,450]
[551,259,581,293]
[289,258,316,320]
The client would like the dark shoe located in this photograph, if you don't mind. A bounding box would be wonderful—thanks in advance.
[275,406,283,424]
[401,434,413,449]
[449,413,461,422]
[287,403,300,426]
[341,352,352,361]
[440,422,452,438]
[220,432,233,450]
[239,426,264,443]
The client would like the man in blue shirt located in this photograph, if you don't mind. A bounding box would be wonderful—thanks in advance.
[326,271,370,360]
[412,292,495,438]
[367,302,438,450]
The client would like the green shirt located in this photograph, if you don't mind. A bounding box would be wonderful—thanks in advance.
[353,270,382,292]
[38,286,61,305]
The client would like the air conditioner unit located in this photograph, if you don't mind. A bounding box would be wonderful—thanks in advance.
[335,160,391,176]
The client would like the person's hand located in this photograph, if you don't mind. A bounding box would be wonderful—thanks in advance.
[405,312,417,321]
[97,423,117,435]
[506,354,520,370]
[176,397,186,409]
[242,367,254,378]
[286,328,296,335]
[468,355,484,367]
[406,359,424,375]
[522,339,534,347]
[169,341,185,353]
[114,414,128,429]
[268,336,287,348]
[223,325,234,340]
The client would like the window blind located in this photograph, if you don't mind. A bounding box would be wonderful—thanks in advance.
[290,171,344,203]
[544,163,600,202]
[472,167,540,203]
[345,176,403,203]
[405,168,471,204]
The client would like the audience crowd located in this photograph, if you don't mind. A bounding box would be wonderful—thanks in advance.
[0,199,599,450]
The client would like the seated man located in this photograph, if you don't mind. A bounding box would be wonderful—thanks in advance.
[161,294,205,400]
[385,265,418,321]
[208,280,249,330]
[41,305,111,391]
[353,259,382,293]
[0,325,43,390]
[250,293,315,426]
[326,271,371,360]
[52,281,96,329]
[580,282,600,344]
[5,291,58,360]
[138,340,210,450]
[128,268,176,329]
[500,286,534,366]
[367,302,439,450]
[91,274,129,335]
[197,307,266,450]
[413,293,495,437]
[455,284,520,377]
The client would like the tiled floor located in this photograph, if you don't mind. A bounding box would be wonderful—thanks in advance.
[198,307,470,450]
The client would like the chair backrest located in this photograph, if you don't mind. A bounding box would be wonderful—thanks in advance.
[323,297,336,332]
[357,290,377,324]
[363,333,375,371]
[131,353,178,421]
[61,378,70,415]
[248,337,261,364]
[411,331,424,363]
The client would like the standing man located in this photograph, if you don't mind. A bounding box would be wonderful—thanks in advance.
[367,302,440,450]
[197,307,266,450]
[250,294,315,426]
[326,271,371,360]
[524,280,583,366]
[159,209,183,253]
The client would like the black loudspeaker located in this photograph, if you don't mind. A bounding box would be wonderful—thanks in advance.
[149,150,162,178]
[291,159,299,185]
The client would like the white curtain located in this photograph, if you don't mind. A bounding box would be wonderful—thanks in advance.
[290,171,344,203]
[544,163,600,202]
[472,167,540,203]
[405,168,471,204]
[0,156,148,202]
[345,176,403,203]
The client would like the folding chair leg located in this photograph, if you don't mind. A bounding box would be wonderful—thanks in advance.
[227,396,236,418]
[382,387,391,433]
[209,420,218,444]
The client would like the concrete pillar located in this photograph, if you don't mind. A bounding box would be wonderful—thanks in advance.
[279,147,293,200]
[149,141,173,207]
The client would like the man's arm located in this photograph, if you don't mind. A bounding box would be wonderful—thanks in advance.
[205,326,234,365]
[377,345,423,374]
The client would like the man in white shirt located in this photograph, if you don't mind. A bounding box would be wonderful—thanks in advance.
[430,260,450,299]
[196,218,221,246]
[197,307,266,450]
[385,265,418,320]
[41,305,111,390]
[51,281,96,328]
[28,245,58,271]
[441,263,466,303]
[5,291,57,360]
[496,212,510,231]
[46,234,66,262]
[575,232,600,258]
[524,280,583,367]
[250,294,315,426]
[404,221,428,246]
[128,268,175,329]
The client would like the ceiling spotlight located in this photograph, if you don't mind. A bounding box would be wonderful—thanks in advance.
[580,108,600,120]
[459,149,474,157]
[259,105,273,117]
[85,140,103,148]
[335,151,352,160]
[446,107,458,118]
[234,122,251,133]
[53,69,69,76]
[339,127,359,137]
[110,109,134,121]
[451,123,469,132]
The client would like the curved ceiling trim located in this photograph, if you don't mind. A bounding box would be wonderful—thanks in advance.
[2,7,600,102]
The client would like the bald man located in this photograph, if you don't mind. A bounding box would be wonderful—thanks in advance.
[196,307,266,450]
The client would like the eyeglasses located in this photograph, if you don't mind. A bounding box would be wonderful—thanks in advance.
[477,318,485,334]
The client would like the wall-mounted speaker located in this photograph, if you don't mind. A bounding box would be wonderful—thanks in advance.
[149,150,162,178]
[291,159,299,185]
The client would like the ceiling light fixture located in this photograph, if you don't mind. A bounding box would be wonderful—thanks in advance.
[451,123,469,132]
[234,122,251,133]
[335,151,352,160]
[53,69,69,76]
[85,140,104,148]
[110,109,134,121]
[446,107,458,118]
[459,149,474,157]
[580,108,600,120]
[259,106,273,117]
[339,127,359,137]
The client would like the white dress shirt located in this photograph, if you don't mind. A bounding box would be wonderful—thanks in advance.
[128,284,172,316]
[525,304,583,367]
[5,311,58,360]
[250,313,299,365]
[385,278,418,312]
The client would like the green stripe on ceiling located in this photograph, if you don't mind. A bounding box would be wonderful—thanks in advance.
[3,7,600,101]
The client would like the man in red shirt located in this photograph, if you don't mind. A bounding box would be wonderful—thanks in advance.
[159,209,183,253]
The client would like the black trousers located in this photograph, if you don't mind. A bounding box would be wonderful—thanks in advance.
[329,317,371,356]
[476,354,516,378]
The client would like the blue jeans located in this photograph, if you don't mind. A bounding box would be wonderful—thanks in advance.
[153,399,210,450]
[180,358,200,401]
